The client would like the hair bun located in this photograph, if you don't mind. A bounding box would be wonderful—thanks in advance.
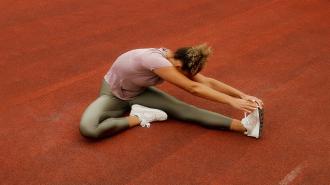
[192,43,212,57]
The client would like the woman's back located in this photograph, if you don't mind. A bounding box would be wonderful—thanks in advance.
[104,48,172,100]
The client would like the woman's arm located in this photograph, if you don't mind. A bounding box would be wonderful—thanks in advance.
[153,67,257,112]
[192,74,246,98]
[193,73,264,107]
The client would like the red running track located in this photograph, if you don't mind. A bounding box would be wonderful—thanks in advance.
[0,0,329,185]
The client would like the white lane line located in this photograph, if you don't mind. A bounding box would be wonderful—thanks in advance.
[279,162,308,185]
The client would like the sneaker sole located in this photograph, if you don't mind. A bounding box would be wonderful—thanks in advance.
[258,107,264,138]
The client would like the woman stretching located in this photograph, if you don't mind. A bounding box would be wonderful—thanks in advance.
[79,44,264,139]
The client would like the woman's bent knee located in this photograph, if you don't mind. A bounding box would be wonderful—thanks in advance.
[79,122,101,139]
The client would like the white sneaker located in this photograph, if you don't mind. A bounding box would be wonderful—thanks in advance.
[129,104,168,128]
[241,107,264,138]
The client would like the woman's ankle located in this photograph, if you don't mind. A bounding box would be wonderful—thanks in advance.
[127,116,141,127]
[229,119,247,133]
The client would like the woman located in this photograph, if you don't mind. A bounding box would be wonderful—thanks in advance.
[79,44,264,139]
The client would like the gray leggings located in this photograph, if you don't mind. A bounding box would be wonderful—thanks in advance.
[79,80,232,139]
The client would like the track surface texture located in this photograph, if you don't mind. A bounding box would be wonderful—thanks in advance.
[1,0,329,185]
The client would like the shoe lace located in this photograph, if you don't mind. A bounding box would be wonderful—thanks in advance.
[140,111,158,128]
[140,121,151,128]
[244,112,250,125]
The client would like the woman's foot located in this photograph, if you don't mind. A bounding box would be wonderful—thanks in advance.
[241,108,264,138]
[129,104,168,128]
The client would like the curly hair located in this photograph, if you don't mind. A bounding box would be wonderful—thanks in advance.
[173,43,212,76]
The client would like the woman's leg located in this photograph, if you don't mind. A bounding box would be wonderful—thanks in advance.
[129,87,240,131]
[79,80,139,139]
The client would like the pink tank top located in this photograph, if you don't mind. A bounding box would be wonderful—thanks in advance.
[104,48,172,100]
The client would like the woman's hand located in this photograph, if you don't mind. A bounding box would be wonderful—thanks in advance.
[229,98,259,113]
[241,94,264,108]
